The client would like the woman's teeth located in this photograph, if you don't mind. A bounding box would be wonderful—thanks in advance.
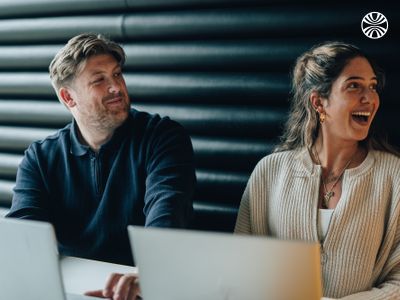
[351,111,370,122]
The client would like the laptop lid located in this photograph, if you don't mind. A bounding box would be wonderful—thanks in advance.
[128,226,322,300]
[0,218,94,300]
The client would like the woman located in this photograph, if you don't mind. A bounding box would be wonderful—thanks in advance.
[235,41,400,299]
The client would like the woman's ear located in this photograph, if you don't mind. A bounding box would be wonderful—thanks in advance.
[59,87,76,108]
[310,91,323,113]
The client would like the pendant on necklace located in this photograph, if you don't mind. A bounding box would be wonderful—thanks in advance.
[324,191,334,203]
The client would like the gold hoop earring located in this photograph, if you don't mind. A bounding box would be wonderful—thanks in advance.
[319,111,326,124]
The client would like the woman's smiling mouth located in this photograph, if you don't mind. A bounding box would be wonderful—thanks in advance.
[351,111,371,124]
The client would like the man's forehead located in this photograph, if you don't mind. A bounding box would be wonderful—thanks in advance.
[77,54,120,75]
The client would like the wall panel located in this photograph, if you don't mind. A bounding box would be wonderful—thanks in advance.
[0,0,399,231]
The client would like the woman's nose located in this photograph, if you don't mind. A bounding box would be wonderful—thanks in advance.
[360,88,377,104]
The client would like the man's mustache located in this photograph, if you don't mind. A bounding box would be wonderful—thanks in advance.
[103,92,124,102]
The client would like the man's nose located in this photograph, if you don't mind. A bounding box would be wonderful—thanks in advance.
[108,78,121,94]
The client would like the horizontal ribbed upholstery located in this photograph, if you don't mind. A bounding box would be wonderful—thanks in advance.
[0,0,399,231]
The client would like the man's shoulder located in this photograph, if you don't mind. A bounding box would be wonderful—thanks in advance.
[128,108,193,159]
[130,108,178,125]
[129,108,185,135]
[27,123,72,153]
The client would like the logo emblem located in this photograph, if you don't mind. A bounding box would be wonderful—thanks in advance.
[361,12,388,39]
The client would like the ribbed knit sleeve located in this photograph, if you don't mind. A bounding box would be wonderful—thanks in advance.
[234,181,252,234]
[339,198,400,300]
[234,156,271,235]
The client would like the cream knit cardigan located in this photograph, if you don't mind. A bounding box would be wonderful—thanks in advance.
[235,149,400,299]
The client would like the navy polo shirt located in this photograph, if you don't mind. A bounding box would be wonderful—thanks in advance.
[7,109,196,265]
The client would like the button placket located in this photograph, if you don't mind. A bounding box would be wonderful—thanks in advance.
[320,245,328,265]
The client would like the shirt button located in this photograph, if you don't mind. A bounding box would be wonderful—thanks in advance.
[321,251,328,265]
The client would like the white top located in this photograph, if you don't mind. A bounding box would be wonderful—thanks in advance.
[318,209,334,242]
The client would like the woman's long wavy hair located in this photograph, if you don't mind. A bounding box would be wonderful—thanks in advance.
[274,41,398,156]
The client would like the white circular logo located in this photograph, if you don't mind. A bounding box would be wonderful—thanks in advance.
[361,12,388,39]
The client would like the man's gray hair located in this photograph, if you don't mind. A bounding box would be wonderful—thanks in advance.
[49,33,126,91]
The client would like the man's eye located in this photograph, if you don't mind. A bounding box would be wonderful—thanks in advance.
[114,72,122,78]
[92,78,104,84]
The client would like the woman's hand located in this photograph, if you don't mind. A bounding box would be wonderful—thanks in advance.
[85,272,141,300]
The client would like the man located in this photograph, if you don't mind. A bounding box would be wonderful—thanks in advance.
[7,33,196,266]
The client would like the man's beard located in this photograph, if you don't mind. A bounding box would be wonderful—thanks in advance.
[82,101,130,132]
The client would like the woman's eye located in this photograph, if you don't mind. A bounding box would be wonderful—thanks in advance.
[370,84,377,92]
[348,82,359,89]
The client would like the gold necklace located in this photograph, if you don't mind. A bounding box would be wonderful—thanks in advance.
[313,149,353,208]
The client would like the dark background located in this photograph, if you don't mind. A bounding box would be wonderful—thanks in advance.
[0,0,399,231]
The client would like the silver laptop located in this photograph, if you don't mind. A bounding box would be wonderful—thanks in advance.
[128,226,322,300]
[0,218,98,300]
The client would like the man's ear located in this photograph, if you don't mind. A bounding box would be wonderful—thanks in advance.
[59,87,76,108]
[310,91,324,113]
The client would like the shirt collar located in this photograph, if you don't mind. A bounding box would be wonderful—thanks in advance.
[70,119,90,156]
[69,114,132,156]
[101,114,131,151]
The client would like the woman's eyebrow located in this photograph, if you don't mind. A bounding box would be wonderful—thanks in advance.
[344,76,377,82]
